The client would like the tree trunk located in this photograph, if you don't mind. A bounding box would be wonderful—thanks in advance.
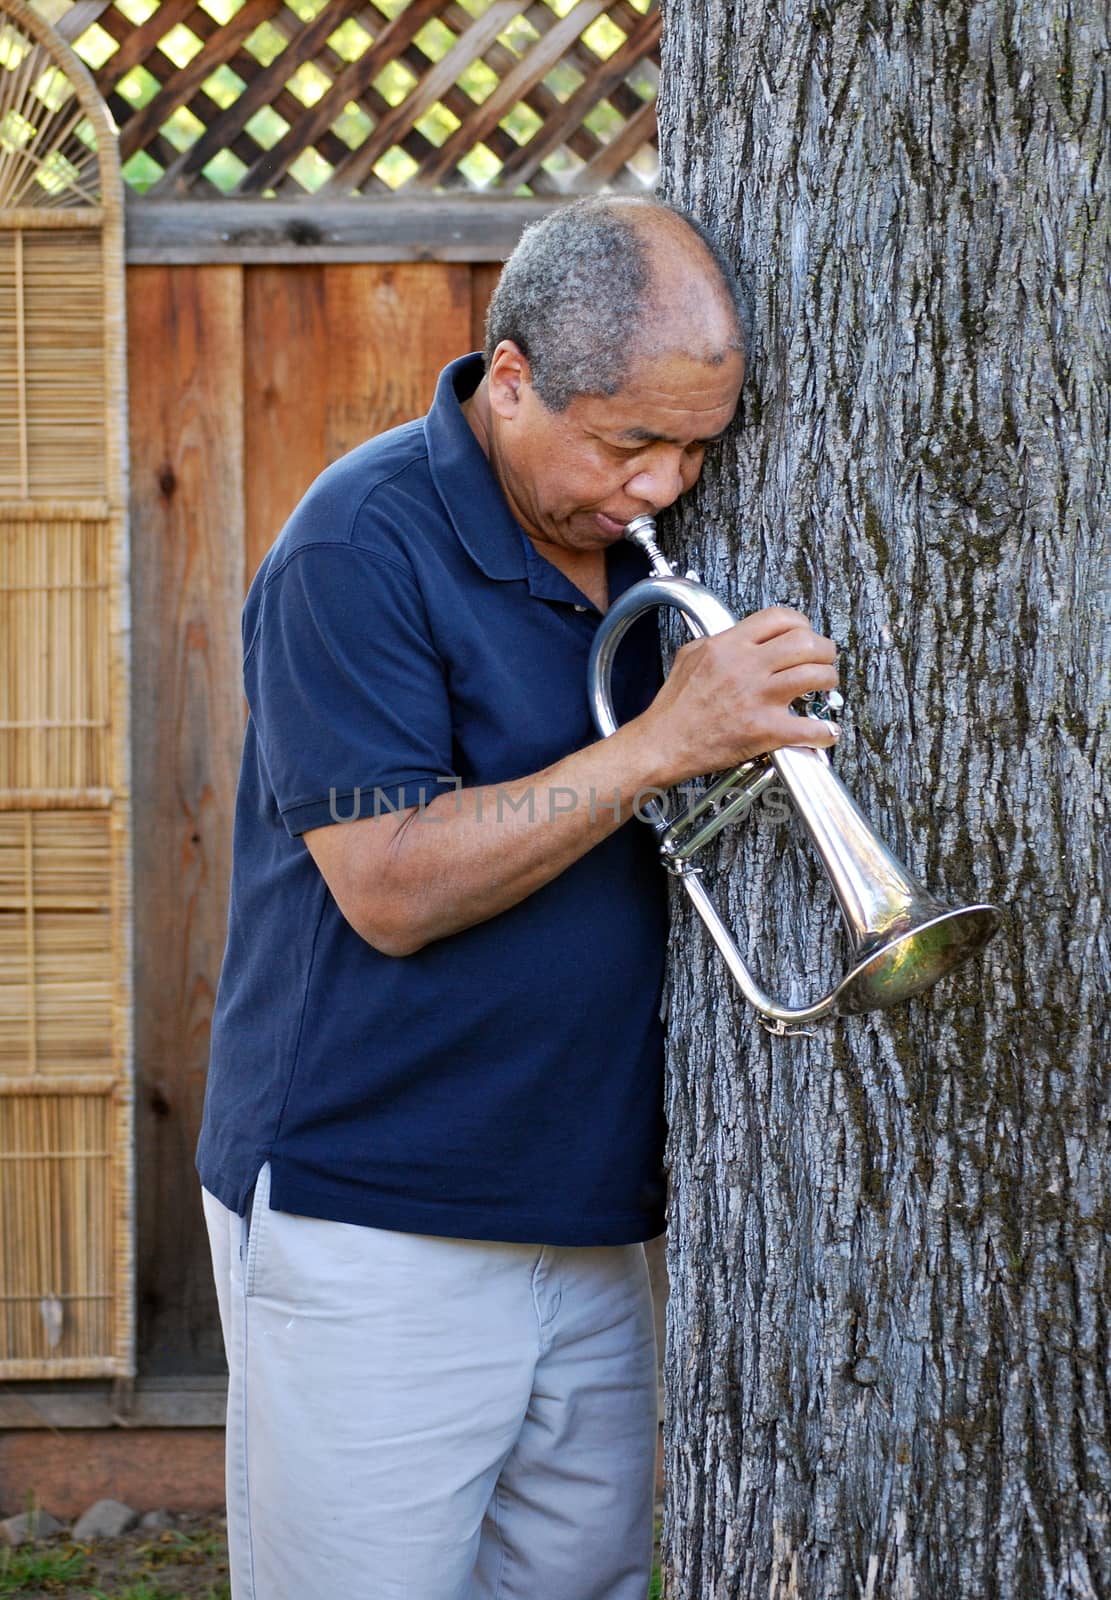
[655,2,1109,1595]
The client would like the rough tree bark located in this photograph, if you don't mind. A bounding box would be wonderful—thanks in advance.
[655,2,1109,1595]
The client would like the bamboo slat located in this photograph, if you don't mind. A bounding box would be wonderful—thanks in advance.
[0,812,111,903]
[0,517,110,789]
[0,205,102,227]
[25,232,105,494]
[0,0,131,1380]
[0,1093,115,1370]
[0,787,113,808]
[0,1075,117,1093]
[0,231,106,498]
[0,498,109,517]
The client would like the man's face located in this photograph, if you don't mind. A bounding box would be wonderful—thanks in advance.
[487,341,745,555]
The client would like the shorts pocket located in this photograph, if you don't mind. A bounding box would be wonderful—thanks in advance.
[244,1161,271,1299]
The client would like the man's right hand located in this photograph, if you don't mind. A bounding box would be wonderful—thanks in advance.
[634,606,840,786]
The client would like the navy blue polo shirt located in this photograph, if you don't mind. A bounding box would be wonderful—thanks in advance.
[196,354,668,1246]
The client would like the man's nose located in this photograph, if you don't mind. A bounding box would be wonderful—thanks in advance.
[624,450,686,509]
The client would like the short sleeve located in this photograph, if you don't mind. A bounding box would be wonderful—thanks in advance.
[246,544,457,835]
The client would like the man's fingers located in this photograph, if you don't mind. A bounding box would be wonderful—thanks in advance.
[765,661,840,700]
[654,608,843,779]
[725,614,837,670]
[765,709,841,748]
[734,606,814,644]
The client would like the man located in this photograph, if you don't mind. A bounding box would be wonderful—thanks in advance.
[197,196,838,1600]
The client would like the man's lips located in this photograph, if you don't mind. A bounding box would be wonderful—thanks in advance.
[594,511,629,536]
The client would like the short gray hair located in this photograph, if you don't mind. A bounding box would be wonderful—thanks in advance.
[484,198,744,413]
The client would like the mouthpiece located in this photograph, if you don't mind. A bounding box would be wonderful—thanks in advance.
[623,515,674,577]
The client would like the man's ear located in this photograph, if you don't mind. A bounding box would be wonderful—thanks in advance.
[487,340,532,420]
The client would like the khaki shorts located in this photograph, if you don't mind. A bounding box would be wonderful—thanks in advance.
[202,1162,658,1600]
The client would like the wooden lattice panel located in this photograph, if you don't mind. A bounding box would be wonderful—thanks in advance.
[1,0,131,1380]
[43,0,659,198]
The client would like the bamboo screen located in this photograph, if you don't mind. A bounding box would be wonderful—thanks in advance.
[0,0,132,1377]
[40,0,659,199]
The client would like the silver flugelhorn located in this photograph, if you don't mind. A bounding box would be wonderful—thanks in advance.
[588,515,999,1034]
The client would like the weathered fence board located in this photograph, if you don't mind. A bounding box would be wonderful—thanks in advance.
[243,264,330,582]
[128,265,247,1373]
[244,260,471,577]
[324,262,472,454]
[123,195,561,264]
[470,260,501,349]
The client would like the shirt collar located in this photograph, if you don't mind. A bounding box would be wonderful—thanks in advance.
[424,353,528,582]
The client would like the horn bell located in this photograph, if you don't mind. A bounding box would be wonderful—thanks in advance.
[770,742,1000,1015]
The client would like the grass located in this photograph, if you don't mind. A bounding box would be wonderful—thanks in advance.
[0,1518,229,1599]
[0,1544,86,1594]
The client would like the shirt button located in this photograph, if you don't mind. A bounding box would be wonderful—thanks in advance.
[573,603,588,613]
